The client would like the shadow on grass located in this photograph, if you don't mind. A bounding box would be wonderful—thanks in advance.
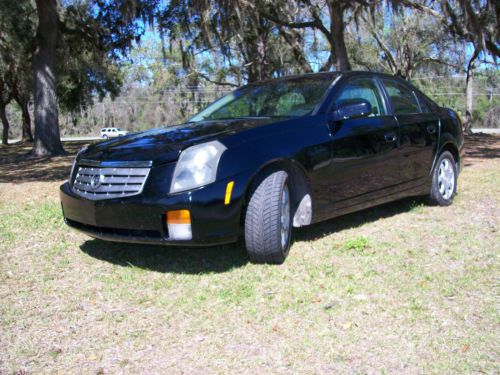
[80,240,250,274]
[293,196,425,243]
[464,133,500,167]
[0,141,91,183]
[80,196,424,274]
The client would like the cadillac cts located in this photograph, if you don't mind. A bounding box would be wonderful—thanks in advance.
[60,72,464,264]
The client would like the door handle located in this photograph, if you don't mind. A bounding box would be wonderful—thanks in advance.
[384,132,398,143]
[427,125,437,134]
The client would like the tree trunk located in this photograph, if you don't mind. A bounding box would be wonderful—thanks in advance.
[0,103,10,145]
[464,47,479,130]
[464,74,474,134]
[32,0,64,156]
[21,100,33,142]
[328,1,351,71]
[466,74,474,114]
[14,96,33,142]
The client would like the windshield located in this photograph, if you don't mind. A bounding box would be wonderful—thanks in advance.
[189,75,336,122]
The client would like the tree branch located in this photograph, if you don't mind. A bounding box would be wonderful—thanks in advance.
[195,72,239,87]
[362,15,397,73]
[259,3,331,39]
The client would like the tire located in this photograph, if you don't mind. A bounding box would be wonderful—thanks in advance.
[245,170,292,264]
[103,135,108,140]
[428,151,457,206]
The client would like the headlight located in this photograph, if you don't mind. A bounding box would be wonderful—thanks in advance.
[170,141,226,193]
[69,145,88,184]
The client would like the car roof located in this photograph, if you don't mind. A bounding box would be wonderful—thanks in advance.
[241,71,409,88]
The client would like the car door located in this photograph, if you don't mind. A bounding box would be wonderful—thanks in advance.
[380,78,439,183]
[324,76,400,206]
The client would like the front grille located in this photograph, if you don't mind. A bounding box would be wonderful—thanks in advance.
[72,165,150,200]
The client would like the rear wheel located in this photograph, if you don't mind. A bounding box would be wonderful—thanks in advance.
[428,151,457,206]
[244,170,292,264]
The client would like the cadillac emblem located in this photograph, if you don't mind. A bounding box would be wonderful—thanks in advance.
[90,174,103,190]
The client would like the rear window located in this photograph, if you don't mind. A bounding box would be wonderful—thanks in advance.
[416,94,432,113]
[382,79,421,115]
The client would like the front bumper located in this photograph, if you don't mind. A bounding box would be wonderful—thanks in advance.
[60,170,252,246]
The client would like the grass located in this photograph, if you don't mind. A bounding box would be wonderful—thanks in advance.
[0,135,499,374]
[340,235,371,254]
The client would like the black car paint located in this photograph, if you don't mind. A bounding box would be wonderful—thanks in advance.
[60,71,464,246]
[80,118,279,166]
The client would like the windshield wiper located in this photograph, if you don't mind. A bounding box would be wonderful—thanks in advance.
[189,115,299,123]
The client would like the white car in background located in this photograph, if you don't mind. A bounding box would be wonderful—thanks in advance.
[100,128,128,139]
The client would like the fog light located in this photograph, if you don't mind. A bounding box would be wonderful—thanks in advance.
[166,210,192,240]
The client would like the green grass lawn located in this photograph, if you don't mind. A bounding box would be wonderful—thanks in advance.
[1,137,499,374]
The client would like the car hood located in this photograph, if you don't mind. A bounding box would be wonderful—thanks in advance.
[80,118,278,165]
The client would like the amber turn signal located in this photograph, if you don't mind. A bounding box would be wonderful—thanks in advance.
[224,181,234,205]
[166,209,191,224]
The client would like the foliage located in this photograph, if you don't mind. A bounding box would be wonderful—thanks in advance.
[348,6,466,79]
[161,0,310,83]
[412,69,500,126]
[54,3,126,113]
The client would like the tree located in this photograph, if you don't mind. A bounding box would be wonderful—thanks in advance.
[13,74,34,143]
[32,0,64,155]
[0,0,35,144]
[258,0,382,71]
[401,0,499,113]
[441,0,499,114]
[162,0,313,83]
[0,0,158,154]
[0,75,13,145]
[348,6,463,79]
[0,0,127,145]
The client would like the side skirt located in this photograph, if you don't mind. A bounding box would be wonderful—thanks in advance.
[311,179,430,224]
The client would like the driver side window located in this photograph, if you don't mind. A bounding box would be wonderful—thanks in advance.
[335,78,386,116]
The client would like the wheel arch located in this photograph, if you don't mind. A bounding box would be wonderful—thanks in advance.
[439,141,460,173]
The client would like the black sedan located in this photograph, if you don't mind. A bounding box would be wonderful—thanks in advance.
[60,72,465,264]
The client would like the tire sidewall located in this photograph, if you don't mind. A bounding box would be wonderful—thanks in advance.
[244,170,292,264]
[279,178,292,257]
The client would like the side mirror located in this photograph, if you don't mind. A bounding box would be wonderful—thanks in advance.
[331,99,372,121]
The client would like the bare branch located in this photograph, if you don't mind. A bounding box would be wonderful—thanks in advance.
[195,72,239,87]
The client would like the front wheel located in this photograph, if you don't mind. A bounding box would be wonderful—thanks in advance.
[244,170,292,264]
[428,151,457,206]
